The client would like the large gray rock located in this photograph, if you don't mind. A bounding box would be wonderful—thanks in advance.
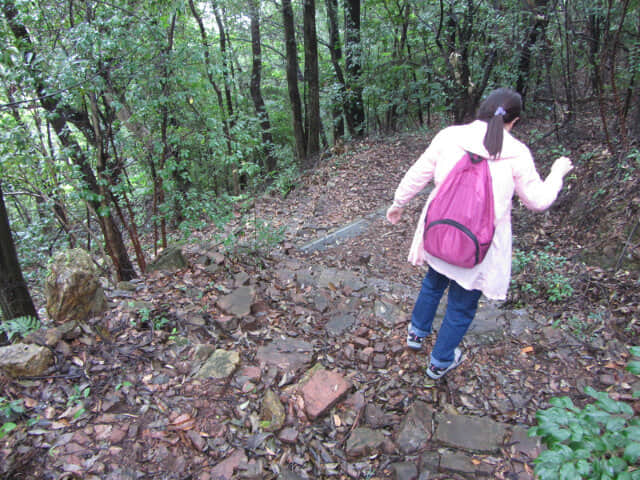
[396,401,434,454]
[45,248,106,324]
[147,245,187,272]
[0,343,53,377]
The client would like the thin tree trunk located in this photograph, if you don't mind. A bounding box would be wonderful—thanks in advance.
[0,182,39,323]
[248,0,277,173]
[325,0,345,141]
[344,0,365,137]
[304,0,321,160]
[515,1,549,109]
[189,0,236,193]
[282,0,307,162]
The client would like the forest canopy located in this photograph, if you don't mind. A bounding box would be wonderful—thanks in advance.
[0,0,638,321]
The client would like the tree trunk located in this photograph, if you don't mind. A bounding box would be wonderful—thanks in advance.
[0,182,39,322]
[304,0,321,160]
[189,0,237,193]
[248,0,277,173]
[344,0,365,137]
[515,1,550,109]
[282,0,307,162]
[325,0,345,141]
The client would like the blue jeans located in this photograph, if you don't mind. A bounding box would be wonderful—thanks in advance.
[410,267,482,368]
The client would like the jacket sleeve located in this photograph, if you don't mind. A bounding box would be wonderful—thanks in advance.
[393,133,441,206]
[513,150,565,212]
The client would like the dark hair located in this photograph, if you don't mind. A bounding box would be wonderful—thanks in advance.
[476,88,522,158]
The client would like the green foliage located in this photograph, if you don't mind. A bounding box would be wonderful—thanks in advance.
[66,384,90,420]
[0,397,25,440]
[529,346,640,480]
[511,245,574,304]
[0,316,41,343]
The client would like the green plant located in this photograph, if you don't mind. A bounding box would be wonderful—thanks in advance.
[67,385,90,419]
[529,346,640,479]
[511,247,573,304]
[0,397,25,419]
[0,316,41,342]
[0,397,25,440]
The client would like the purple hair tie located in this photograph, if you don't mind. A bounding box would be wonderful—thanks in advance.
[494,106,506,116]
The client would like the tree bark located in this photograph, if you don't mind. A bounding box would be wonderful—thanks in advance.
[282,0,307,162]
[0,182,39,322]
[304,0,321,160]
[515,1,550,109]
[325,0,345,141]
[248,0,277,173]
[344,0,365,137]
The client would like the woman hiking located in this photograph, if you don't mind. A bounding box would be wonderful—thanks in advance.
[386,88,574,379]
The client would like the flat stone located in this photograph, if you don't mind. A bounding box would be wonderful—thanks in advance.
[365,403,392,428]
[345,427,386,458]
[390,462,418,480]
[256,338,313,373]
[0,343,54,377]
[439,451,493,476]
[261,389,286,432]
[217,286,256,318]
[325,313,356,336]
[278,427,299,444]
[300,368,351,420]
[147,245,187,272]
[435,412,508,453]
[419,451,440,473]
[396,401,434,454]
[278,468,305,480]
[210,449,247,480]
[374,300,405,326]
[195,349,240,379]
[509,425,542,458]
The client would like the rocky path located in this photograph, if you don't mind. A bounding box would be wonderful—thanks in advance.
[1,134,635,480]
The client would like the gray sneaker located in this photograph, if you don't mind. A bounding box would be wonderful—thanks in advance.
[407,331,425,350]
[426,348,464,379]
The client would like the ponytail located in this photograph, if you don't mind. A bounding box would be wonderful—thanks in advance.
[477,89,522,158]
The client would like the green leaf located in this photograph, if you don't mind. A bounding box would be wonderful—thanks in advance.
[626,361,640,375]
[608,456,628,473]
[559,462,578,480]
[624,442,640,463]
[628,346,640,358]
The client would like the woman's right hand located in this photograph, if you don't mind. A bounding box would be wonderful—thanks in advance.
[552,156,574,177]
[386,204,404,225]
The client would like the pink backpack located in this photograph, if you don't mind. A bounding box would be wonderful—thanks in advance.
[423,151,495,268]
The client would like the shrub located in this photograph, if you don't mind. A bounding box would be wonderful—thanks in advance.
[528,346,640,479]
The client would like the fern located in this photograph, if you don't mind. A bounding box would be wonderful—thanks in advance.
[0,316,41,342]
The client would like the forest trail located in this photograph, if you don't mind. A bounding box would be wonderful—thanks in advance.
[2,133,638,479]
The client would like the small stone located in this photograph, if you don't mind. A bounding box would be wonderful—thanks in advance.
[278,427,299,444]
[261,389,286,432]
[217,287,256,318]
[300,368,351,420]
[358,347,374,363]
[390,461,418,480]
[196,349,240,379]
[345,427,386,458]
[372,353,387,368]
